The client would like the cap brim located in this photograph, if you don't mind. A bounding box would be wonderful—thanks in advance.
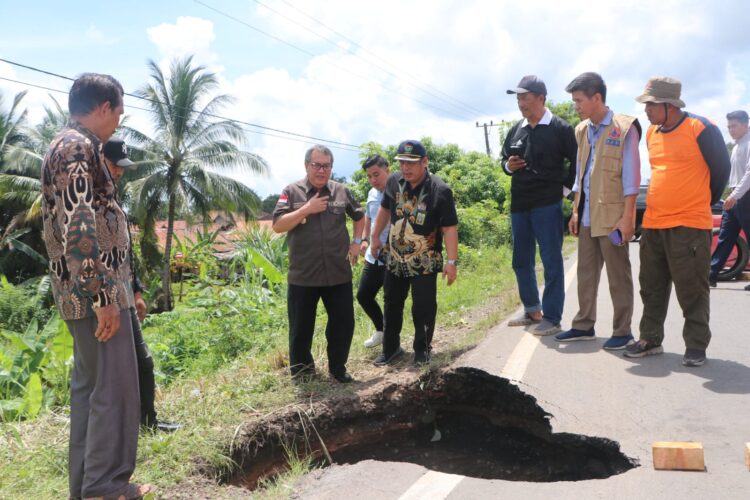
[394,154,423,161]
[115,158,135,167]
[506,88,531,94]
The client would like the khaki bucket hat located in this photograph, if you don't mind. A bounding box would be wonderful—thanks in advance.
[635,76,686,108]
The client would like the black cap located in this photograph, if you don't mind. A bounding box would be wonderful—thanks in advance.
[394,140,427,161]
[102,136,134,167]
[506,75,547,96]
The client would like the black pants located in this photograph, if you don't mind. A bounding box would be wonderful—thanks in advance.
[130,307,157,426]
[383,272,438,357]
[287,282,354,377]
[356,261,385,332]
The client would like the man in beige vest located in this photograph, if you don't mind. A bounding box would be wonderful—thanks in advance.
[555,72,641,350]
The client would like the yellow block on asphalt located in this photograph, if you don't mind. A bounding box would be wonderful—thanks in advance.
[745,443,750,471]
[652,442,705,471]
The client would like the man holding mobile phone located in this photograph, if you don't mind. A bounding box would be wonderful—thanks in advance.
[555,72,641,350]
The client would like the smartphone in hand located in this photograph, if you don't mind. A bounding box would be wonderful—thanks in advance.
[608,228,623,246]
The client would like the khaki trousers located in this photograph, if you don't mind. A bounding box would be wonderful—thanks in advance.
[638,227,712,350]
[572,226,634,336]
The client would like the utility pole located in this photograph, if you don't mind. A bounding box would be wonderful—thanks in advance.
[476,121,499,157]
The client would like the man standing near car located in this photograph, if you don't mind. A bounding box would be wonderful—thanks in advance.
[272,145,365,383]
[625,77,730,367]
[502,75,578,336]
[555,72,641,350]
[709,110,750,289]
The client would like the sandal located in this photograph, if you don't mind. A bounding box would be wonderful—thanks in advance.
[84,483,153,500]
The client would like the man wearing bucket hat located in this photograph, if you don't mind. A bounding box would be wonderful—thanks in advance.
[102,137,181,433]
[625,77,730,366]
[501,75,578,337]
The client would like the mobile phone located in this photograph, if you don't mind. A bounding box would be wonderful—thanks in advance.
[608,228,623,246]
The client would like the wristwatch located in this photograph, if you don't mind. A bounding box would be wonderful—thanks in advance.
[353,238,363,244]
[446,259,457,266]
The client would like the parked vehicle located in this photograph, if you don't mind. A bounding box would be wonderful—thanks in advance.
[634,185,749,281]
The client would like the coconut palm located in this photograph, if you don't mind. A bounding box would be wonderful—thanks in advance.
[122,56,268,310]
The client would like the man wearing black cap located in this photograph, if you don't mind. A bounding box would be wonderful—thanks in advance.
[370,140,459,366]
[102,137,181,433]
[502,75,578,337]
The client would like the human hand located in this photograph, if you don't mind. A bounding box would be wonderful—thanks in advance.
[724,195,737,210]
[134,292,147,322]
[507,156,527,172]
[614,216,635,244]
[303,192,329,215]
[370,238,383,258]
[443,263,457,286]
[359,240,369,256]
[568,212,579,236]
[349,242,360,265]
[94,303,120,342]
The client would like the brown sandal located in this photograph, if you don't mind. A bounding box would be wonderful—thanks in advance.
[84,483,153,500]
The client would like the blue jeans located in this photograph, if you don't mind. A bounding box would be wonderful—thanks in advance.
[511,201,564,324]
[710,196,750,281]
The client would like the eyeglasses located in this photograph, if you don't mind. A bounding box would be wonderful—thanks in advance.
[308,161,332,171]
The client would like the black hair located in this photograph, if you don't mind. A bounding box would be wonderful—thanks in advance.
[565,72,607,103]
[362,154,389,170]
[68,73,124,116]
[726,110,749,125]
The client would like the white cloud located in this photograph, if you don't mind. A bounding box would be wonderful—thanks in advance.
[146,16,222,72]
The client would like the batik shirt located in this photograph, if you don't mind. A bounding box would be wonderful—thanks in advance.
[380,171,458,278]
[41,122,135,320]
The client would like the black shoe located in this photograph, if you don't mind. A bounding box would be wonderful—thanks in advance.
[623,339,663,358]
[374,347,405,366]
[330,371,354,383]
[291,368,317,384]
[745,283,750,291]
[414,350,431,366]
[682,349,706,367]
[709,278,717,288]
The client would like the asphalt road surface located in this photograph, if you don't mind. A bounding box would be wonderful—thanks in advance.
[294,242,750,500]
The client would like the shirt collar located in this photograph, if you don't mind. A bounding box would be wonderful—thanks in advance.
[737,130,750,146]
[520,108,553,128]
[301,177,332,195]
[68,119,101,148]
[588,108,613,130]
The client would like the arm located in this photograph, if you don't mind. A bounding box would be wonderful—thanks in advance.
[568,153,582,236]
[272,191,328,233]
[614,124,642,242]
[501,123,527,175]
[562,123,579,190]
[349,216,366,265]
[369,206,391,258]
[360,214,371,256]
[697,122,731,205]
[441,225,458,286]
[726,153,750,209]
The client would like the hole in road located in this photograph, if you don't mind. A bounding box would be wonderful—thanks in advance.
[227,368,638,490]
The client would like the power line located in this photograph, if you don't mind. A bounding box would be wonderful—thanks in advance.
[192,0,475,121]
[249,0,483,118]
[272,0,489,117]
[0,76,360,153]
[0,58,359,151]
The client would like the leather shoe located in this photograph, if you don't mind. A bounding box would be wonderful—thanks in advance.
[373,347,405,366]
[330,371,354,383]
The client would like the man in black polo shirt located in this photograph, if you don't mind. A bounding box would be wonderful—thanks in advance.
[370,140,459,366]
[502,75,578,336]
[272,145,365,383]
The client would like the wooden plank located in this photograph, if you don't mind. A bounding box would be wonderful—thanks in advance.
[652,441,705,471]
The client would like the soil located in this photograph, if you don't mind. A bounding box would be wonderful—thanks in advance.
[224,367,637,491]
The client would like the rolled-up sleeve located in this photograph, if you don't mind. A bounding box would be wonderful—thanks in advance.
[621,125,642,196]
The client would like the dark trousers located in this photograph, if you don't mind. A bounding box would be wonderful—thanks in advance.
[639,227,712,350]
[130,307,157,427]
[356,261,385,332]
[287,282,354,377]
[66,308,140,498]
[710,195,750,280]
[383,272,438,357]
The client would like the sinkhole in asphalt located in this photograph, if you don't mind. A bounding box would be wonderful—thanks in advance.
[227,367,638,490]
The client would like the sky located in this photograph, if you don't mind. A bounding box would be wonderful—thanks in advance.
[1,0,749,198]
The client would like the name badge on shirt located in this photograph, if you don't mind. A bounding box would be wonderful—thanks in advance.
[605,139,621,147]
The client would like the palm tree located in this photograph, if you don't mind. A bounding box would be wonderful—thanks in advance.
[0,89,28,164]
[122,56,268,310]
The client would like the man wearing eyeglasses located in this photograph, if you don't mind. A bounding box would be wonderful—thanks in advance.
[272,145,365,383]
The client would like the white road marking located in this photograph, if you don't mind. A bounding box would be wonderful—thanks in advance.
[500,258,578,384]
[397,470,465,500]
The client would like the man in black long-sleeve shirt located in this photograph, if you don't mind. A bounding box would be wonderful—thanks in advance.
[502,75,578,336]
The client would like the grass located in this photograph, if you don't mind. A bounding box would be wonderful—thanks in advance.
[0,241,563,498]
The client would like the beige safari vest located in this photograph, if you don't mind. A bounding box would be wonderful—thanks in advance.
[575,113,636,237]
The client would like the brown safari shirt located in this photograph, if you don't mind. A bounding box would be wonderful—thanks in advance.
[273,178,364,287]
